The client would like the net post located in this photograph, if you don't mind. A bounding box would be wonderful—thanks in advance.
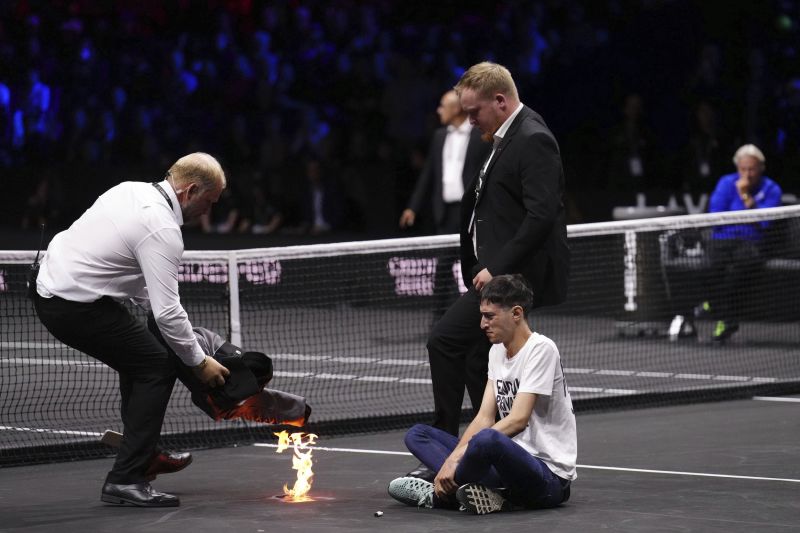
[228,252,242,347]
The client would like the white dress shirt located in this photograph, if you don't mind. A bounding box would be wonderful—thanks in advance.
[36,180,206,367]
[441,121,472,203]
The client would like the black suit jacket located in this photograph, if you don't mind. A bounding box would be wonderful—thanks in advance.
[408,126,490,233]
[460,105,570,307]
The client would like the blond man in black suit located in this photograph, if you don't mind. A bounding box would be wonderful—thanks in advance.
[426,62,570,441]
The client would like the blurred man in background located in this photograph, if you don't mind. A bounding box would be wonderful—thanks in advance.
[400,90,492,321]
[703,144,782,341]
[400,90,490,235]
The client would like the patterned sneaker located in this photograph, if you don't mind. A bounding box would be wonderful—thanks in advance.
[455,483,512,515]
[388,477,434,508]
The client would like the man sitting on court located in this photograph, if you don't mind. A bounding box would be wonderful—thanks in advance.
[387,274,576,514]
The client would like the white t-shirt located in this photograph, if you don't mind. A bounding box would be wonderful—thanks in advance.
[488,332,577,480]
[36,180,206,367]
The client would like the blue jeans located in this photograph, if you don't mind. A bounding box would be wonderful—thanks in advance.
[404,424,569,508]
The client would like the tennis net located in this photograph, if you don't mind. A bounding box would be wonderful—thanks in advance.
[2,205,800,465]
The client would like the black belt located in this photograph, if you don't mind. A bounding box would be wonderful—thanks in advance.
[152,182,173,210]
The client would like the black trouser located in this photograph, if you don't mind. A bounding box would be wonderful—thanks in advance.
[33,293,177,484]
[427,287,491,436]
[707,238,762,323]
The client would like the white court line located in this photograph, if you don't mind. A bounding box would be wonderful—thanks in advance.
[4,342,791,386]
[330,356,380,364]
[1,341,74,350]
[595,370,636,376]
[578,464,800,484]
[357,376,399,383]
[274,371,314,378]
[254,443,412,456]
[636,371,673,378]
[253,442,800,483]
[315,373,358,380]
[0,425,103,438]
[378,359,428,367]
[0,357,105,367]
[674,373,713,380]
[398,377,431,384]
[0,357,632,393]
[571,387,639,395]
[753,396,800,403]
[4,423,795,484]
[252,443,800,484]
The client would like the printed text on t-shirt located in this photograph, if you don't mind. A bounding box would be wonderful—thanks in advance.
[496,378,519,418]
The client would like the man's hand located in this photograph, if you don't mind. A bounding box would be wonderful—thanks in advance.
[192,356,230,388]
[472,268,493,291]
[735,177,756,208]
[434,458,459,497]
[735,176,747,192]
[399,209,416,228]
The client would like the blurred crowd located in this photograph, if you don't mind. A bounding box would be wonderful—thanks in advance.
[2,0,800,234]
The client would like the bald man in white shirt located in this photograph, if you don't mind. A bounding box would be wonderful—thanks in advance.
[32,152,230,507]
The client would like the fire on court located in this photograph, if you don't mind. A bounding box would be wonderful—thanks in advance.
[274,431,318,502]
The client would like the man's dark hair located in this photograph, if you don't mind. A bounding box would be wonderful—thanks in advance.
[480,274,533,317]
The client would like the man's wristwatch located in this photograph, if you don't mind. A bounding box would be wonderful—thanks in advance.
[194,355,209,371]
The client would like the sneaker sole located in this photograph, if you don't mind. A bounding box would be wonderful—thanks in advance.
[456,484,509,515]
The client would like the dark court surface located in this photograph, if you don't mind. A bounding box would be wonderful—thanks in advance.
[2,397,798,533]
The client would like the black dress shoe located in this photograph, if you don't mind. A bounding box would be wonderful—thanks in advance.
[101,482,180,507]
[406,462,436,482]
[145,450,193,481]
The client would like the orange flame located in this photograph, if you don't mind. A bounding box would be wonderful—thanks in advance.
[274,431,318,502]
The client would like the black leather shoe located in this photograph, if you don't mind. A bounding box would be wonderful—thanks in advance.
[406,462,436,482]
[101,482,180,507]
[145,450,193,481]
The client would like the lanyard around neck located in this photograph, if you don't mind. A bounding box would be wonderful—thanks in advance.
[152,182,174,210]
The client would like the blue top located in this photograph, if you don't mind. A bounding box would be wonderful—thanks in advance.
[709,172,782,241]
